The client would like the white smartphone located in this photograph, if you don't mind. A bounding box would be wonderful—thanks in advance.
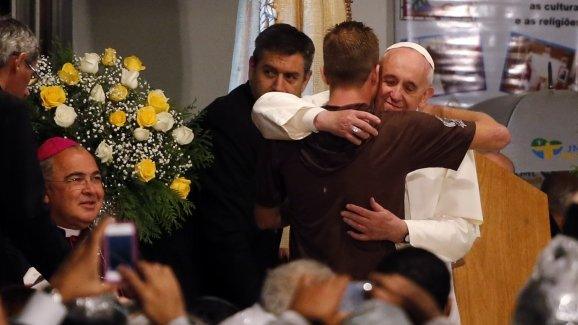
[102,222,138,282]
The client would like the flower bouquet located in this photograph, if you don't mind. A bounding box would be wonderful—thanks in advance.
[28,48,212,242]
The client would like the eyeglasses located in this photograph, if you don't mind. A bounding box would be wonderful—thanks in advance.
[11,52,40,85]
[25,60,40,81]
[46,174,104,190]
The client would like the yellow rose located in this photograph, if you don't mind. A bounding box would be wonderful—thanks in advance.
[102,48,117,66]
[136,106,157,127]
[147,89,170,113]
[135,159,156,182]
[57,63,80,85]
[109,110,127,127]
[40,86,66,109]
[108,84,128,102]
[170,177,191,199]
[123,55,146,71]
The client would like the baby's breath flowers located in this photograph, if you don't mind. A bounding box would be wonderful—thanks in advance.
[27,49,205,242]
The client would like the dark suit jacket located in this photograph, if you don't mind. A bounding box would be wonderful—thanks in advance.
[190,82,280,308]
[0,89,69,287]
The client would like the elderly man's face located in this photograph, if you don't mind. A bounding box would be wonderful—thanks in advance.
[249,50,311,99]
[44,148,104,230]
[6,53,36,98]
[377,48,433,112]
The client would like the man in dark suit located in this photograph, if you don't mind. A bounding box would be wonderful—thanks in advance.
[191,23,314,308]
[0,17,69,287]
[9,138,105,287]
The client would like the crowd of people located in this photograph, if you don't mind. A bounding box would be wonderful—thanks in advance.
[1,14,577,325]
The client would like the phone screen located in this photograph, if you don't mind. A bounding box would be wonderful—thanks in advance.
[108,235,134,269]
[103,223,137,282]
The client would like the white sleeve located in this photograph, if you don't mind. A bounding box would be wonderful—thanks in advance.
[403,151,483,262]
[252,91,329,140]
[404,217,478,263]
[15,291,67,325]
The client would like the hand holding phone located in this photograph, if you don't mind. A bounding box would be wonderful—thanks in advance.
[102,222,138,282]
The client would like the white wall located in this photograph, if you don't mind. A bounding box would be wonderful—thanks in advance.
[73,0,238,110]
[72,1,390,109]
[352,0,393,55]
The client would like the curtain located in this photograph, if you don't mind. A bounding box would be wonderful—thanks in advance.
[275,0,348,94]
[228,0,277,91]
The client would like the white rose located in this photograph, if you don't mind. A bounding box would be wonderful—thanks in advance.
[171,126,194,145]
[121,68,139,89]
[53,104,77,128]
[95,141,113,163]
[79,53,100,74]
[89,84,106,103]
[133,127,151,141]
[153,112,175,132]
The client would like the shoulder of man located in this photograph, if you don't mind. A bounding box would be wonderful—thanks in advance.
[0,93,34,141]
[265,139,299,162]
[0,90,30,118]
[388,110,469,128]
[201,83,254,128]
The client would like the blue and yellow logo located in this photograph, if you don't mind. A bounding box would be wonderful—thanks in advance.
[531,138,563,160]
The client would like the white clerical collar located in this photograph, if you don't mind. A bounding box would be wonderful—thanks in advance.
[58,226,81,237]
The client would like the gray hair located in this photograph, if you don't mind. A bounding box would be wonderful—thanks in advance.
[39,144,84,181]
[0,17,38,67]
[260,259,334,315]
[39,157,54,180]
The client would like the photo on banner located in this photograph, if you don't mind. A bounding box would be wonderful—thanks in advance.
[395,0,578,107]
[500,33,575,94]
[401,0,479,21]
[411,33,486,97]
[395,0,578,180]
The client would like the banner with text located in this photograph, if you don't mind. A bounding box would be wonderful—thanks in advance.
[395,0,578,107]
[395,0,578,173]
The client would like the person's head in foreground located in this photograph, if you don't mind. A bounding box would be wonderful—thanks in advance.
[260,259,334,315]
[514,235,578,325]
[249,23,315,99]
[375,247,451,314]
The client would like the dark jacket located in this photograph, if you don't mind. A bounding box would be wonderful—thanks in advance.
[0,89,69,287]
[191,82,279,308]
